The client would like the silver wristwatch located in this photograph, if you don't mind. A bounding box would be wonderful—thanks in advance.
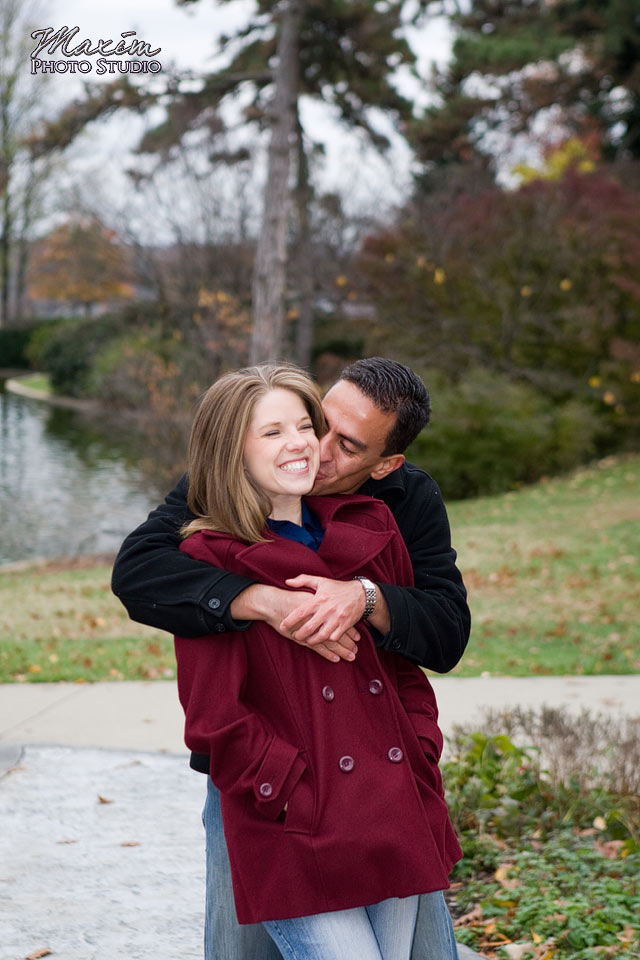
[354,576,377,620]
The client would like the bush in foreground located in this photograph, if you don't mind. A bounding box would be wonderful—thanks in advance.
[444,709,639,959]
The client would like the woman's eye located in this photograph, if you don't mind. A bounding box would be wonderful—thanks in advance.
[264,430,279,437]
[300,422,314,431]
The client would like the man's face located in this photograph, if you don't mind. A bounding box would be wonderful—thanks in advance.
[312,380,399,495]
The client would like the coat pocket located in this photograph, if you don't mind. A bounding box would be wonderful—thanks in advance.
[407,712,443,761]
[283,762,315,836]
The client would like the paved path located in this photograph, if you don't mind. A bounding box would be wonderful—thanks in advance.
[2,674,638,755]
[1,676,638,960]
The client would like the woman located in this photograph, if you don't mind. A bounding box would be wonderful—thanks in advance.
[175,363,461,960]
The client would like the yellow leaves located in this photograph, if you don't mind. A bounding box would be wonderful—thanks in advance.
[521,285,533,297]
[434,267,446,284]
[559,278,572,291]
[28,664,42,673]
[336,274,349,286]
[513,136,598,184]
[97,795,114,805]
[26,949,53,959]
[589,376,602,388]
[603,391,616,405]
[495,862,520,890]
[630,371,640,383]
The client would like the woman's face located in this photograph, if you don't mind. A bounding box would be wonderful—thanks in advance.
[243,388,320,514]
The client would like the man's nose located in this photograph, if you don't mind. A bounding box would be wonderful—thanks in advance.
[318,434,333,462]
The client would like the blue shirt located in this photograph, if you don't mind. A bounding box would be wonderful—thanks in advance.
[266,501,324,552]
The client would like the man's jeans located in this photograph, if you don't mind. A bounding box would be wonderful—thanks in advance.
[203,778,459,960]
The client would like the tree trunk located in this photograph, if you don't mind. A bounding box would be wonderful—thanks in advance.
[293,113,314,369]
[249,0,304,363]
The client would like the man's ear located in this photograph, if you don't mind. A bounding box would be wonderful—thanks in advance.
[370,453,405,481]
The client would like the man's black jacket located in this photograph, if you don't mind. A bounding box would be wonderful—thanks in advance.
[111,462,471,673]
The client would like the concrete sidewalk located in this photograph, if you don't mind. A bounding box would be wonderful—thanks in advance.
[1,676,638,960]
[2,674,639,756]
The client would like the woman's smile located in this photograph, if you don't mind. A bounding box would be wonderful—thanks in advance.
[243,388,320,522]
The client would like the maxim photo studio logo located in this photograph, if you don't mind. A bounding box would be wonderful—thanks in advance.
[30,26,162,75]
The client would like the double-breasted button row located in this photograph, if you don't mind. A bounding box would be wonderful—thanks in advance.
[259,782,273,797]
[321,681,383,701]
[337,748,403,773]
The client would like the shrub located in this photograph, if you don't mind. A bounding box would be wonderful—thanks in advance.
[405,368,606,499]
[25,304,161,396]
[0,322,51,369]
[444,712,640,958]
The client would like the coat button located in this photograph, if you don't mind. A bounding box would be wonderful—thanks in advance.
[259,782,273,797]
[339,755,354,773]
[388,747,404,763]
[391,638,401,650]
[368,679,383,695]
[322,685,335,702]
[208,597,221,609]
[214,624,225,633]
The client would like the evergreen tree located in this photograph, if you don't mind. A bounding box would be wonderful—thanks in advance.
[411,0,640,171]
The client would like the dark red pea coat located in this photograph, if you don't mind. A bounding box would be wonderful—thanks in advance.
[175,494,462,924]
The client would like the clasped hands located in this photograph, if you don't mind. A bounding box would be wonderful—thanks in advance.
[280,575,364,663]
[233,576,368,663]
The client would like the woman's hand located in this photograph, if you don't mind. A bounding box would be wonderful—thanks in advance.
[230,582,359,662]
[280,575,365,646]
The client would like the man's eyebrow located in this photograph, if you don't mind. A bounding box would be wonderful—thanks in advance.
[338,431,367,451]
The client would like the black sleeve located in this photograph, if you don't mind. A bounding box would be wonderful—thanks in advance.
[111,474,256,637]
[374,473,471,674]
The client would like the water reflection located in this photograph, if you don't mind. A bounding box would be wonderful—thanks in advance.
[0,380,186,565]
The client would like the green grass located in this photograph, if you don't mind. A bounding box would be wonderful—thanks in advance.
[14,372,51,393]
[0,454,638,683]
[0,561,172,683]
[446,454,640,677]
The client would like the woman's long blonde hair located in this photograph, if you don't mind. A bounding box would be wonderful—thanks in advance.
[181,363,327,543]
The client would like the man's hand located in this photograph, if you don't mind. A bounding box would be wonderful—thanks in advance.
[280,575,366,646]
[230,583,358,663]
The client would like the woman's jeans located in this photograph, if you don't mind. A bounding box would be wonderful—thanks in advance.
[203,777,459,960]
[263,897,418,960]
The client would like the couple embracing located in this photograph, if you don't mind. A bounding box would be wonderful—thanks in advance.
[113,357,471,960]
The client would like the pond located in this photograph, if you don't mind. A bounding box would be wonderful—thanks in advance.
[0,378,184,566]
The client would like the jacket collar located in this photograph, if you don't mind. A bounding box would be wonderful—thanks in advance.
[230,494,393,581]
[358,463,407,500]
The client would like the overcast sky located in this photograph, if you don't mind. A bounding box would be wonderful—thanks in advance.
[29,1,454,234]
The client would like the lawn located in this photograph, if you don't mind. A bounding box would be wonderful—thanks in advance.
[1,454,638,683]
[447,454,639,677]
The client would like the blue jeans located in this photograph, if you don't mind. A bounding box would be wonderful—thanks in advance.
[203,777,459,960]
[264,897,418,960]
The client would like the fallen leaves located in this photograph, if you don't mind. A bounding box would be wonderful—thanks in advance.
[26,949,53,959]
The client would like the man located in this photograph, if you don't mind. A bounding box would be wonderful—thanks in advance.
[112,357,470,960]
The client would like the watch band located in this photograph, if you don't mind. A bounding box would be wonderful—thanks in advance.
[354,576,377,620]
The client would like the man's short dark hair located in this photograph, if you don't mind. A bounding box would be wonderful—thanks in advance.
[338,357,430,455]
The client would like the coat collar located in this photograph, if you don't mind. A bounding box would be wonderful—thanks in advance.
[230,495,393,582]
